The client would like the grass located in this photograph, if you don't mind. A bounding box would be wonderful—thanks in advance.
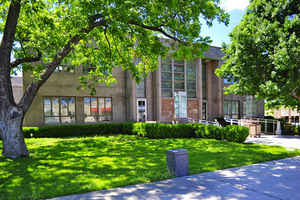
[1,135,300,200]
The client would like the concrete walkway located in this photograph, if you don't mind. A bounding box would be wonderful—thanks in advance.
[50,156,300,200]
[245,135,300,150]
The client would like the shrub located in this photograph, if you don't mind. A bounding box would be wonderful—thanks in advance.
[224,125,249,143]
[23,127,39,138]
[195,124,224,140]
[22,122,249,143]
[133,123,196,139]
[22,123,135,138]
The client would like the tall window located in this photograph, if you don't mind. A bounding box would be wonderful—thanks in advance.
[224,101,239,119]
[84,97,112,122]
[136,79,146,98]
[187,60,196,98]
[174,59,185,92]
[43,97,75,124]
[243,96,257,117]
[202,60,207,100]
[161,57,196,98]
[161,57,173,97]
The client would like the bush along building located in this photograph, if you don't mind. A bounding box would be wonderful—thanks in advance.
[23,46,264,126]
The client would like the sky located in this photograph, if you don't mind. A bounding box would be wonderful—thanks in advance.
[201,0,249,47]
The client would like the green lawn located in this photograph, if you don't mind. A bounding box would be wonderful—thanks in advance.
[1,135,300,200]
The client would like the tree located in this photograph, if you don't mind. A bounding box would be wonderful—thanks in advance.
[216,0,300,110]
[0,0,229,158]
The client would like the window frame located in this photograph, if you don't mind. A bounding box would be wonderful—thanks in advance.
[161,57,197,98]
[43,96,76,124]
[224,100,239,119]
[83,96,113,123]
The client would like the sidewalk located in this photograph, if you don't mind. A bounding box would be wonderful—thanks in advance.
[50,156,300,200]
[245,135,300,150]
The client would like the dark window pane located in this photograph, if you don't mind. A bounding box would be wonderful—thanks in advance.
[174,59,184,65]
[174,65,184,72]
[187,81,196,89]
[161,64,172,72]
[162,89,172,97]
[91,97,98,115]
[52,98,59,116]
[174,73,184,80]
[99,98,105,116]
[175,81,184,90]
[69,97,75,116]
[162,72,172,81]
[187,90,196,98]
[162,56,172,66]
[84,97,91,116]
[60,97,68,116]
[162,81,172,89]
[105,98,112,117]
[44,98,51,117]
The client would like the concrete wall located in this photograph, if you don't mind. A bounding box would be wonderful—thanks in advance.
[23,67,128,126]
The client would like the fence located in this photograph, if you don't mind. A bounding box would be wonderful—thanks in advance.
[225,118,279,135]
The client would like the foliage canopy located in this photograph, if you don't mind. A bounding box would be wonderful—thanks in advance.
[216,0,300,109]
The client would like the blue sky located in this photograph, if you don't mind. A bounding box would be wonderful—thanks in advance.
[201,0,249,47]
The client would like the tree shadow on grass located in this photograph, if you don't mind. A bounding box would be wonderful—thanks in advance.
[0,135,299,200]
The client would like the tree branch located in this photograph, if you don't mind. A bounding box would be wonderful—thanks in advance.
[18,18,107,112]
[290,88,300,102]
[128,21,183,43]
[10,51,42,69]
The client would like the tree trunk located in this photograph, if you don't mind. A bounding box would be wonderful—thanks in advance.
[0,108,29,159]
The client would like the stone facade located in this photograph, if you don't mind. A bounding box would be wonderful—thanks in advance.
[23,46,265,126]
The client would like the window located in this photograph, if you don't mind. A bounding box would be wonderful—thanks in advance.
[243,96,257,117]
[55,65,75,72]
[202,102,207,120]
[161,57,173,97]
[224,101,239,119]
[202,61,207,100]
[174,59,185,92]
[174,92,187,119]
[187,60,196,98]
[43,97,75,124]
[136,79,146,98]
[84,97,112,122]
[224,78,234,84]
[161,57,197,98]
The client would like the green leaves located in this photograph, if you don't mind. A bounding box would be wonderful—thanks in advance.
[217,0,300,109]
[1,0,229,94]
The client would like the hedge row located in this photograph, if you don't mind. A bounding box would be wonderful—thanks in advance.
[23,123,135,138]
[23,122,249,143]
[134,123,249,143]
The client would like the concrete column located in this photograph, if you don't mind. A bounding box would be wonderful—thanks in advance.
[125,71,137,121]
[206,61,213,120]
[217,60,224,117]
[146,73,154,121]
[197,58,203,120]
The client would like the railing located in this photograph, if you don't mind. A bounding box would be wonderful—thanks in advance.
[198,120,220,126]
[225,118,279,135]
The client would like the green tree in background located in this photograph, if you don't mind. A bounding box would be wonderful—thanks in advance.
[0,0,229,158]
[216,0,300,109]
